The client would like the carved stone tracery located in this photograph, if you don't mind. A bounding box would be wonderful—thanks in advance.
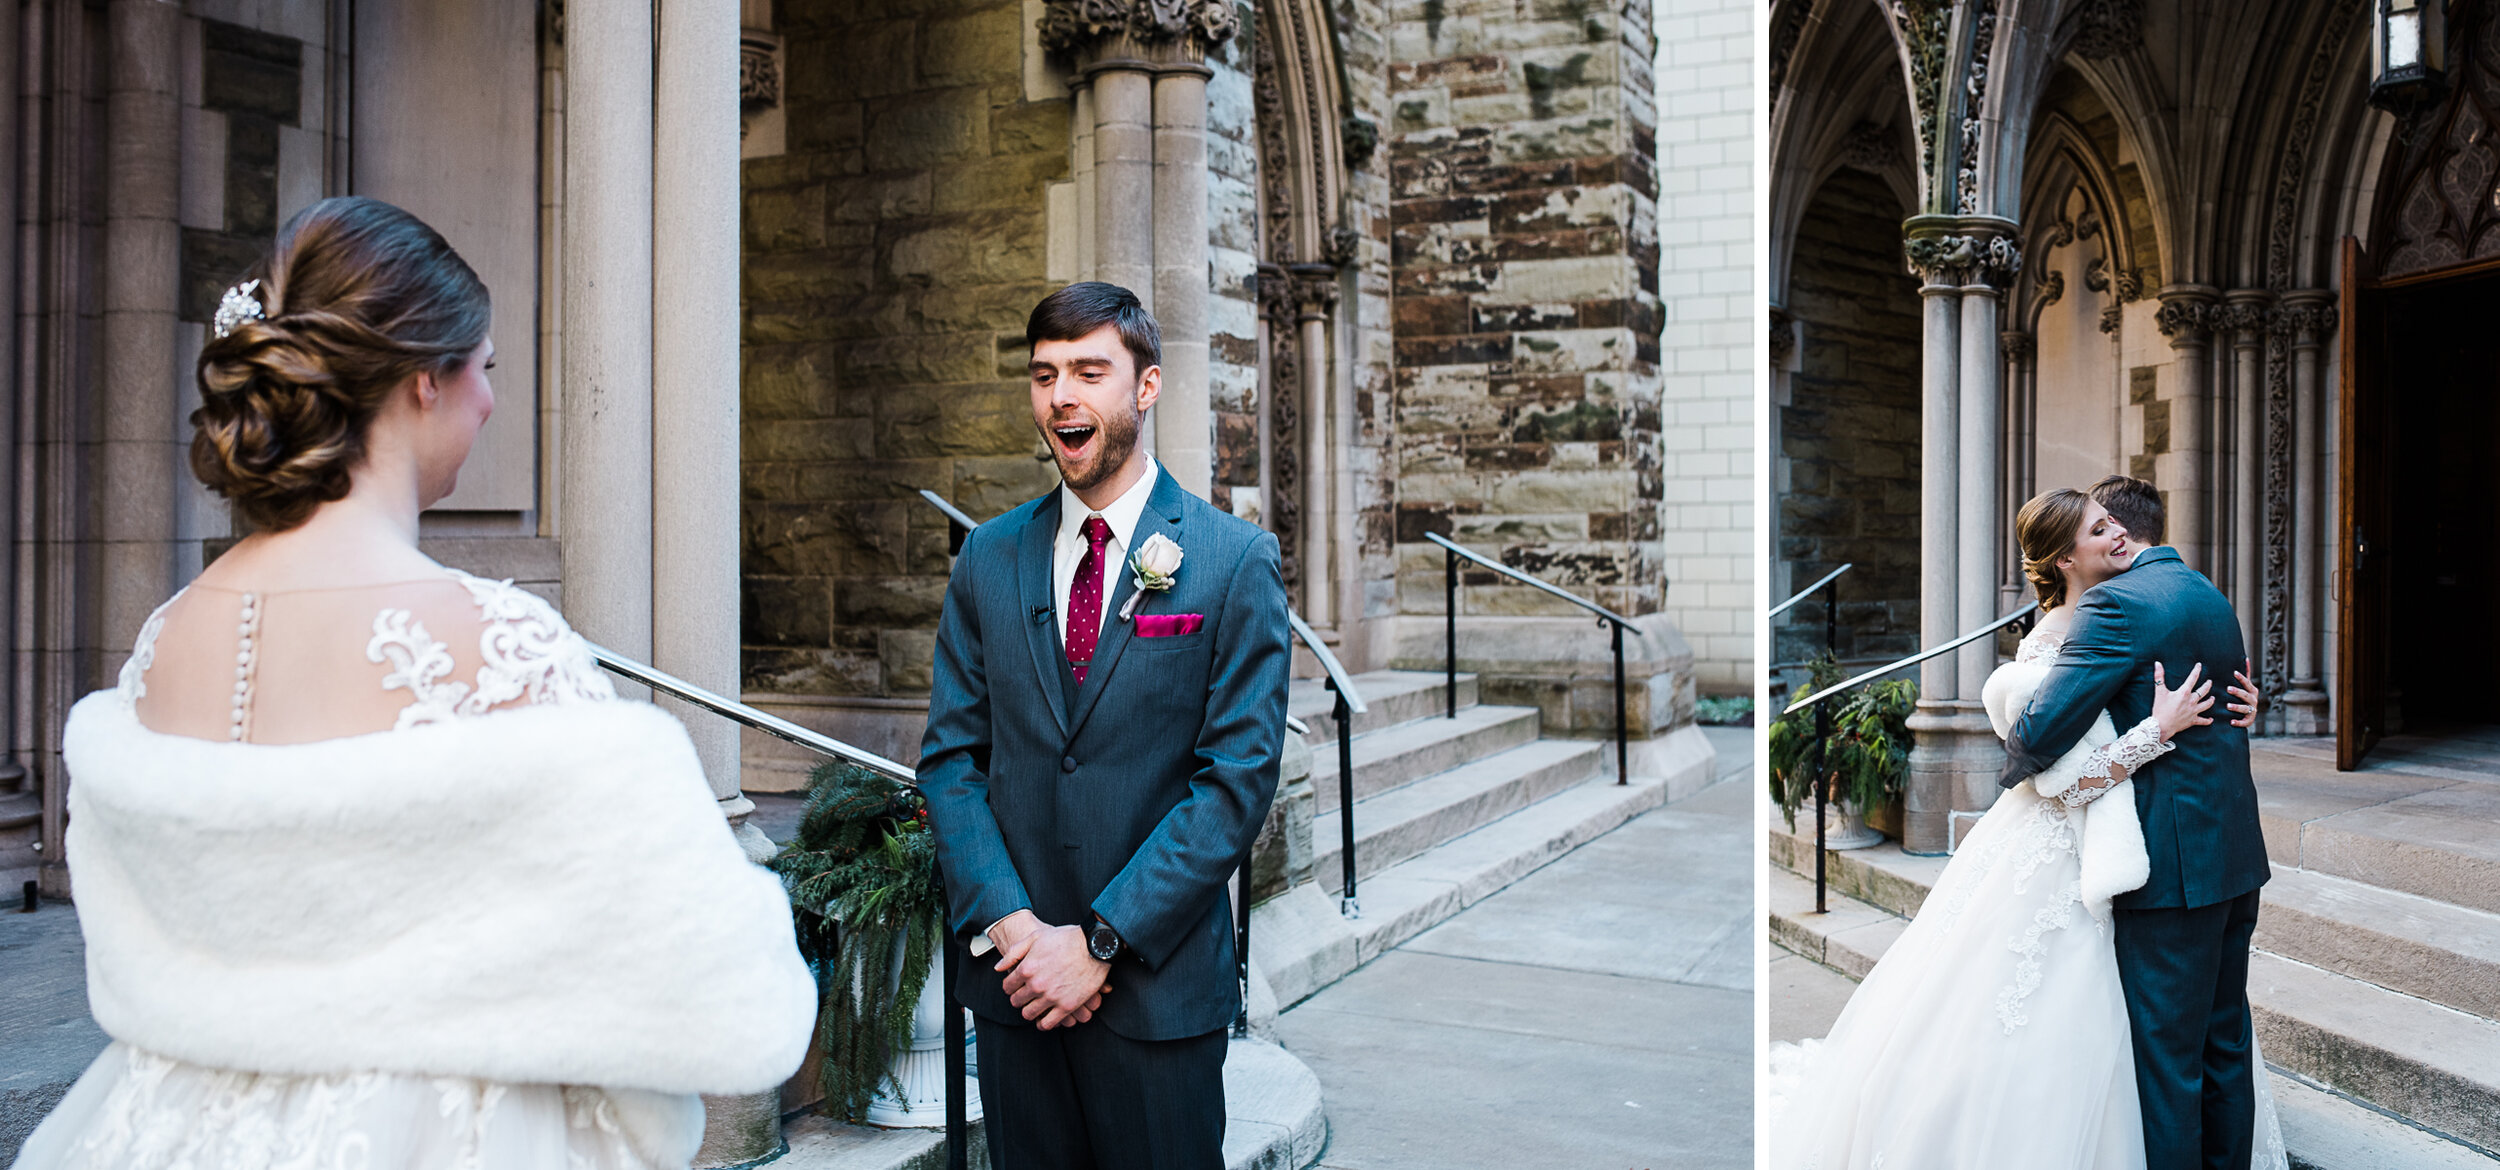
[2070,0,2144,60]
[1038,0,1240,54]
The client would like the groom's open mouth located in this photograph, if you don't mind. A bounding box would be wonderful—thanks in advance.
[1052,423,1098,461]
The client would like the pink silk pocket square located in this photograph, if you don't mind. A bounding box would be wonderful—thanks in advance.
[1134,613,1205,638]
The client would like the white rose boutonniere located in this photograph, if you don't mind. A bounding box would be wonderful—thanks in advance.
[1119,533,1184,620]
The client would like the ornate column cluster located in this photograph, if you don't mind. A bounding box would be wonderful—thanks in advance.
[2154,286,2218,573]
[1899,215,2020,855]
[2221,291,2274,658]
[1999,329,2036,614]
[2278,291,2338,733]
[1041,0,1238,499]
[1257,262,1341,620]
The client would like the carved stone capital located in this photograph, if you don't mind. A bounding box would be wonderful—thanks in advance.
[2218,292,2276,339]
[2099,305,2124,334]
[1903,216,2021,289]
[1999,330,2035,360]
[1039,0,1239,58]
[2154,286,2219,343]
[2276,291,2338,342]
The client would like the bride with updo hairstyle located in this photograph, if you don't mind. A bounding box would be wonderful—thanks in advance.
[15,197,813,1169]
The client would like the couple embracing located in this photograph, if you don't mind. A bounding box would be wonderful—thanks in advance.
[1768,477,2287,1170]
[15,195,1276,1170]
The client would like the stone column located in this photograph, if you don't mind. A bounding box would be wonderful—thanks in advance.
[2155,286,2218,573]
[2000,331,2035,612]
[2281,290,2335,733]
[1152,58,1212,496]
[1898,221,2020,855]
[560,0,654,661]
[653,0,750,814]
[1955,280,2002,702]
[2223,291,2270,667]
[97,0,181,678]
[1293,267,1338,627]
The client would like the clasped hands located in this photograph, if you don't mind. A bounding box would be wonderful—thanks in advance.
[986,909,1111,1031]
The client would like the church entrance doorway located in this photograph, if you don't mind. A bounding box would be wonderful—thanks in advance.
[2338,243,2500,768]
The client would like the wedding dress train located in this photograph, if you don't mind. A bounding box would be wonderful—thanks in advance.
[1764,628,2285,1170]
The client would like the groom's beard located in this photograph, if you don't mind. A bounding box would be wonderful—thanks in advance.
[1046,400,1143,494]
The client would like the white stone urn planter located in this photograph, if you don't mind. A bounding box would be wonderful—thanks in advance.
[861,936,982,1128]
[1819,798,1886,851]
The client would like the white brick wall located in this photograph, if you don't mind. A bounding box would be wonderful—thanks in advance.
[1653,0,1753,694]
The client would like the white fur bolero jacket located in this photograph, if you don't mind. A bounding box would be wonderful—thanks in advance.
[1981,633,2151,922]
[59,691,817,1096]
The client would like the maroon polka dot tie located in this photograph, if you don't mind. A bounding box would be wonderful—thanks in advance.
[1068,516,1112,685]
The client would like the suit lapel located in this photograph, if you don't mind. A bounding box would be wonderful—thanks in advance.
[1065,470,1186,740]
[1018,492,1072,737]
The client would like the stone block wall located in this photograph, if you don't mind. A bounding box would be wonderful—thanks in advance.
[1650,0,1749,694]
[1777,167,1921,671]
[1384,0,1666,624]
[1207,20,1263,522]
[740,0,1069,708]
[1334,0,1402,635]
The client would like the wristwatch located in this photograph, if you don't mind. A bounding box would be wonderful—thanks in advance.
[1087,919,1125,963]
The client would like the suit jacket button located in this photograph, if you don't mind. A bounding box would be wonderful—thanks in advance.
[1062,756,1077,772]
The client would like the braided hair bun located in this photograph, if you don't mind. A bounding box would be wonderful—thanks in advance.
[191,197,488,531]
[2013,487,2095,611]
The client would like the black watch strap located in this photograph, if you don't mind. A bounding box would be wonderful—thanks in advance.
[1088,919,1124,962]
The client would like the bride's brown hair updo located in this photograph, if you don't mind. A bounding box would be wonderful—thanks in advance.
[2015,488,2095,611]
[191,196,488,531]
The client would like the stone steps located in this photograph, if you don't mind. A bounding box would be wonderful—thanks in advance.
[1310,737,1604,892]
[765,1037,1324,1170]
[2249,742,2500,914]
[1769,825,2500,1160]
[1289,669,1477,743]
[2254,867,2500,1021]
[0,792,35,832]
[1306,702,1540,812]
[1255,774,1669,1014]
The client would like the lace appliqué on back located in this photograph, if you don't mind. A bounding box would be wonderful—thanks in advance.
[2015,628,2064,665]
[368,572,614,731]
[116,593,185,703]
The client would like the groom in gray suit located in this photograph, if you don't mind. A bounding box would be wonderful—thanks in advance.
[920,282,1289,1169]
[2002,475,2272,1170]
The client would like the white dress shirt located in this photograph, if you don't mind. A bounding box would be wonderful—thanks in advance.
[1053,456,1160,651]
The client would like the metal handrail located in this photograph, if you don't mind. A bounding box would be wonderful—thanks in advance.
[587,645,967,1168]
[1286,610,1366,715]
[589,644,916,781]
[1423,532,1641,630]
[1768,563,1852,619]
[1783,601,2040,714]
[1286,609,1364,923]
[1428,530,1641,786]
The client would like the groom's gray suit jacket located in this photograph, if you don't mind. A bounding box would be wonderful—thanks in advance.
[2000,546,2271,910]
[920,468,1288,1041]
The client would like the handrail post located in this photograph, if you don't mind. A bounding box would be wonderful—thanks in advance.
[1444,543,1457,718]
[1611,621,1628,785]
[1812,699,1831,915]
[1330,677,1359,918]
[940,869,968,1168]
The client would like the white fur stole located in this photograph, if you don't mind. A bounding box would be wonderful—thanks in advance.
[1981,660,2150,922]
[61,693,816,1095]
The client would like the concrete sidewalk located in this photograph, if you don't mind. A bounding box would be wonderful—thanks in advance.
[1271,725,1754,1170]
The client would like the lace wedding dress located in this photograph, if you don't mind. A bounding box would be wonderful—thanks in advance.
[13,570,728,1170]
[1763,627,2287,1170]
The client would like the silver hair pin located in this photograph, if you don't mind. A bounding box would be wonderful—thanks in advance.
[212,279,266,339]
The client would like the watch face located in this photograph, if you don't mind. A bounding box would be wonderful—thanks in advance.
[1089,925,1119,960]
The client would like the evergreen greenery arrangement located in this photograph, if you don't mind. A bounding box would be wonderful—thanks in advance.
[767,762,945,1123]
[1769,654,1917,831]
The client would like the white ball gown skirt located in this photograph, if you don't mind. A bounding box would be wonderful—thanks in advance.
[1766,784,2149,1170]
[10,1043,705,1170]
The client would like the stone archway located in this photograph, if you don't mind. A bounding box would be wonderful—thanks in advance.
[1248,0,1357,628]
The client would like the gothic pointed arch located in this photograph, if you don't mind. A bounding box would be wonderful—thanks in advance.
[1252,0,1358,613]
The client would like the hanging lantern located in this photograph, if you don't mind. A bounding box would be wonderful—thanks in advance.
[2370,0,2449,113]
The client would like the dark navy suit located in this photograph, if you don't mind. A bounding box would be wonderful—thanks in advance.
[920,467,1288,1169]
[2001,545,2271,1170]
